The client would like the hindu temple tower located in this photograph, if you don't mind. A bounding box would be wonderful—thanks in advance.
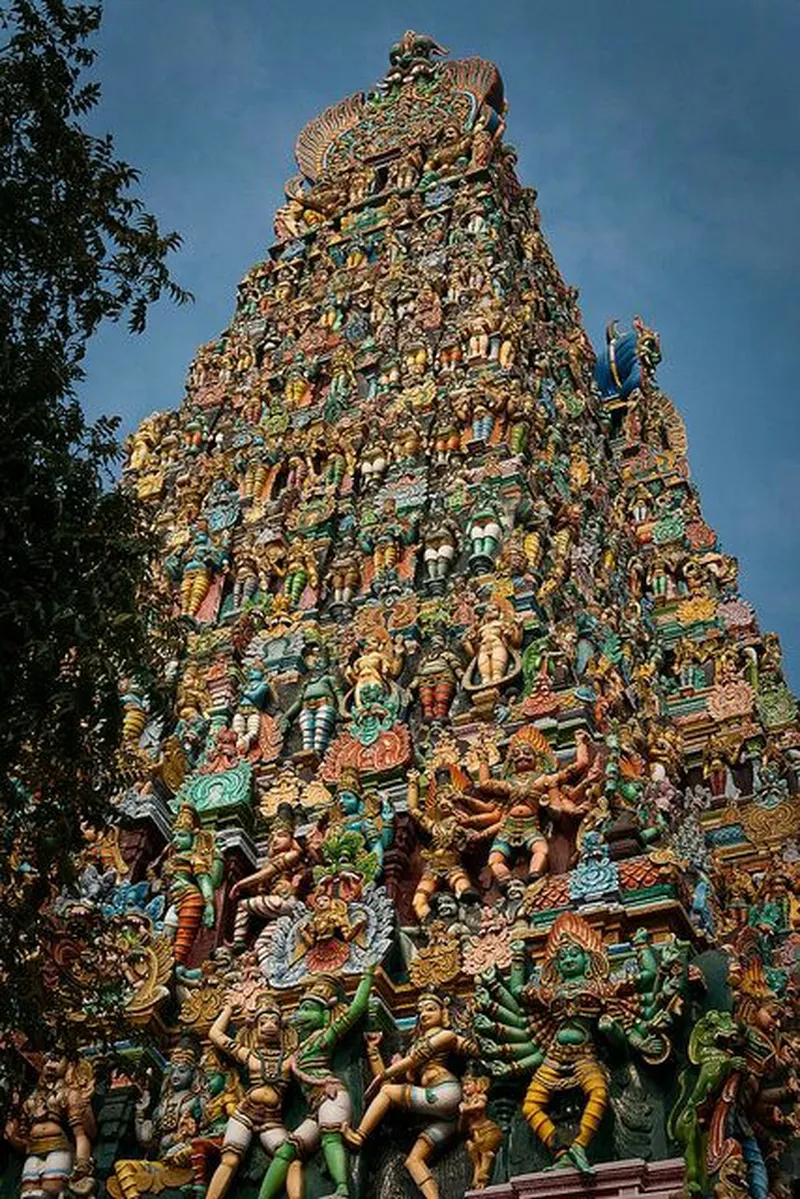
[7,31,799,1199]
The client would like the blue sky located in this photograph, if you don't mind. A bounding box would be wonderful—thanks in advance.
[81,0,800,686]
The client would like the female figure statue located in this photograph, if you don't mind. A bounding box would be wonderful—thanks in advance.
[343,991,478,1199]
[462,600,522,694]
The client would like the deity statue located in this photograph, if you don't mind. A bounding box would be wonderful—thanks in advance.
[185,1048,242,1195]
[166,520,229,620]
[421,508,461,592]
[358,430,390,489]
[280,540,319,608]
[162,804,223,982]
[257,968,375,1199]
[466,727,596,886]
[389,144,424,192]
[230,804,304,962]
[407,766,493,921]
[358,498,418,592]
[230,544,278,611]
[5,1056,96,1199]
[476,913,673,1175]
[462,599,522,694]
[232,663,282,758]
[119,678,149,749]
[205,998,297,1199]
[108,1043,203,1199]
[466,500,505,573]
[345,630,405,714]
[422,123,474,181]
[282,643,344,760]
[459,1075,503,1191]
[326,768,395,876]
[410,629,463,723]
[328,536,361,611]
[343,991,479,1199]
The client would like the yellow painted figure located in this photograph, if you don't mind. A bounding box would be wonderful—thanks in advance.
[475,914,631,1175]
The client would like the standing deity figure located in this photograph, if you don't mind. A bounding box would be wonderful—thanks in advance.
[358,433,390,489]
[497,309,523,370]
[410,630,463,723]
[280,540,319,608]
[416,281,442,331]
[462,599,522,691]
[325,345,358,422]
[346,631,405,714]
[314,429,354,493]
[205,999,298,1199]
[476,914,658,1175]
[119,677,148,748]
[407,767,495,921]
[454,388,504,445]
[166,520,229,619]
[257,968,375,1199]
[359,498,418,591]
[327,768,395,876]
[233,663,280,756]
[5,1057,96,1199]
[162,804,222,982]
[328,535,361,611]
[467,500,505,573]
[467,726,595,886]
[431,401,461,464]
[108,1044,203,1199]
[284,353,316,409]
[459,1075,503,1191]
[230,547,267,611]
[282,644,345,760]
[506,391,540,457]
[229,804,304,960]
[342,991,479,1199]
[463,296,502,362]
[421,508,460,591]
[436,329,462,375]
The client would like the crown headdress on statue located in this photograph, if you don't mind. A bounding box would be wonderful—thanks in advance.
[302,974,346,1013]
[507,724,556,771]
[170,1036,201,1066]
[540,912,609,985]
[415,988,452,1028]
[174,801,200,831]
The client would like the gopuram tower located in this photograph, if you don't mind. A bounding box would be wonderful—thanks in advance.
[8,32,799,1199]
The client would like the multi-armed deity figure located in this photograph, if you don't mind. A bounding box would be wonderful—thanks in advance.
[465,725,596,887]
[475,913,686,1174]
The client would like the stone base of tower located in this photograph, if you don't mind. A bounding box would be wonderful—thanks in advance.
[466,1157,685,1199]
